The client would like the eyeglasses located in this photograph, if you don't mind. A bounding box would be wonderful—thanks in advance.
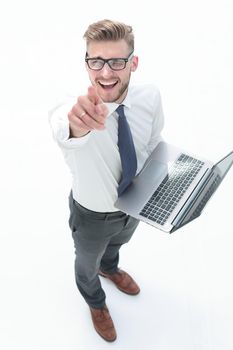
[85,51,134,71]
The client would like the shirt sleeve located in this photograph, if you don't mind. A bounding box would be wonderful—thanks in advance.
[48,97,91,149]
[147,89,165,155]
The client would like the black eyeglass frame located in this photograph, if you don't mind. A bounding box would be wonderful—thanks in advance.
[85,51,134,71]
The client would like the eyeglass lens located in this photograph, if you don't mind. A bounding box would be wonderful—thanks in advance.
[88,59,126,70]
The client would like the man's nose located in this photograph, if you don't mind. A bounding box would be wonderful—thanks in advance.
[100,63,114,77]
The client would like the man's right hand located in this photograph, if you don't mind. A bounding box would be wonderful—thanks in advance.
[68,86,109,138]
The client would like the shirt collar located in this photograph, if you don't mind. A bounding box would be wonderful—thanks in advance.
[105,87,132,117]
[120,90,131,109]
[105,102,119,117]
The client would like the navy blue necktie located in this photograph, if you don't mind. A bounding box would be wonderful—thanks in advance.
[116,105,137,196]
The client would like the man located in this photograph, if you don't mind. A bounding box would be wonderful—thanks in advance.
[49,19,164,342]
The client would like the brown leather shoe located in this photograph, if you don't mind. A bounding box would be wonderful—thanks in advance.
[89,305,117,342]
[99,269,140,295]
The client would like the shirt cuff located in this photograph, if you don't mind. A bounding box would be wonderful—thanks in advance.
[61,130,91,149]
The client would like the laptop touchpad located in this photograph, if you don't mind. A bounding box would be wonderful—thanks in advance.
[137,159,168,185]
[115,159,167,213]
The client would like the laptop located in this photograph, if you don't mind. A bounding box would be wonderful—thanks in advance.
[115,141,233,233]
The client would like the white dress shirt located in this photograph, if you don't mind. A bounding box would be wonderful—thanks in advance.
[49,84,164,212]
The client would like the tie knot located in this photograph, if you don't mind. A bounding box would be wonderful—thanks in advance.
[116,105,125,117]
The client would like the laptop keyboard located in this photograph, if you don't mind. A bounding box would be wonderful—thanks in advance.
[139,153,205,225]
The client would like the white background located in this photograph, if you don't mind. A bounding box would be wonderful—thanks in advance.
[0,0,233,349]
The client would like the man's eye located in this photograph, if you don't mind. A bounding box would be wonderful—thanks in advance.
[110,60,124,68]
[91,60,102,65]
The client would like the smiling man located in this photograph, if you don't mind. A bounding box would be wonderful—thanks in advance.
[49,19,164,342]
[86,41,135,103]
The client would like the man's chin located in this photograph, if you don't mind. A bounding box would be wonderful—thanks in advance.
[98,90,119,103]
[95,81,129,103]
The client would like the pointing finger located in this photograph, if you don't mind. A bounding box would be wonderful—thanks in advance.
[88,86,103,105]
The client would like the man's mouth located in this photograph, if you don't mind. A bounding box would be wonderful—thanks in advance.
[98,80,118,90]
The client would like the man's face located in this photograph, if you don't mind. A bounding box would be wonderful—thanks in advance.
[86,39,138,103]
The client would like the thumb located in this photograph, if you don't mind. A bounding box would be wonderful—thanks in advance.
[88,86,103,105]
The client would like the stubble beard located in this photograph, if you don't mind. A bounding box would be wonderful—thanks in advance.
[114,80,130,103]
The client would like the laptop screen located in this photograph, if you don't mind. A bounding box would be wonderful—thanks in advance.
[215,150,233,179]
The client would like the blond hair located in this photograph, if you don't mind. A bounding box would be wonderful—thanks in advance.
[83,19,134,51]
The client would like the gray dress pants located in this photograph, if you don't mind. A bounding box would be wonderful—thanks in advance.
[68,192,140,309]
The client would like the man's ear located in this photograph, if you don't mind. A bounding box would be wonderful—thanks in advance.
[131,56,139,72]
